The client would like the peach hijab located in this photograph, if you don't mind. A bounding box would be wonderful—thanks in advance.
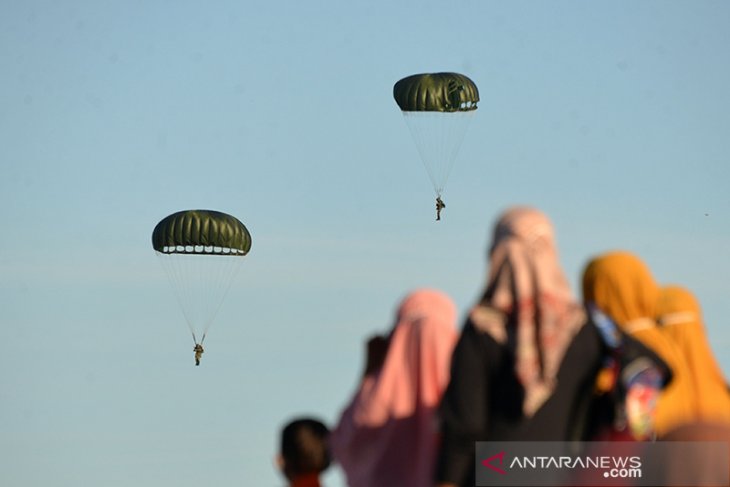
[471,206,585,416]
[657,285,730,424]
[582,251,696,436]
[329,289,458,487]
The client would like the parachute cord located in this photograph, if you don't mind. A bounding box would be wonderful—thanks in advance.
[200,333,206,345]
[192,331,199,345]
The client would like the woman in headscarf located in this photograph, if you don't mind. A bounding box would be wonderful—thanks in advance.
[436,206,605,487]
[582,251,696,438]
[657,285,730,424]
[329,288,458,487]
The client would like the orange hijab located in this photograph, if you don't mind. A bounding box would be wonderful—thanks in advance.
[582,251,696,436]
[657,285,730,424]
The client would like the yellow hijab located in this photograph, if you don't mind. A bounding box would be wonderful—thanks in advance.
[657,285,730,424]
[582,251,696,436]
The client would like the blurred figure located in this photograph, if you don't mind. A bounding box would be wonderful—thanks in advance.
[657,285,730,424]
[276,417,331,487]
[582,301,672,442]
[582,251,696,437]
[437,206,605,487]
[330,289,458,487]
[651,422,730,487]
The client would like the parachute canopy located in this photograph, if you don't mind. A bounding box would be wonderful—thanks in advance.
[393,72,479,199]
[152,210,251,346]
[393,72,479,112]
[152,209,251,255]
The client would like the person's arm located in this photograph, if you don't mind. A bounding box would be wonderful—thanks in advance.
[329,333,390,473]
[363,334,388,377]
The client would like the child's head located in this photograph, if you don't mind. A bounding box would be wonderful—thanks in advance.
[277,417,330,480]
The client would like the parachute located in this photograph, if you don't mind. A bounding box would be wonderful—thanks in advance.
[393,72,479,218]
[152,210,251,349]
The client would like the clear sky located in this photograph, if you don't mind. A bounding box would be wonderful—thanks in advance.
[2,1,729,486]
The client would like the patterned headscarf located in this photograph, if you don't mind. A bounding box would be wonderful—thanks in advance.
[472,206,584,416]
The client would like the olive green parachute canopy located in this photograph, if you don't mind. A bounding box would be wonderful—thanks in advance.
[393,72,479,112]
[152,210,251,255]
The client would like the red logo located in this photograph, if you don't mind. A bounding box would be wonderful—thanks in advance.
[482,451,507,475]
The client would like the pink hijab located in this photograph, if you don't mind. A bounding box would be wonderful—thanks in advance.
[330,289,458,487]
[472,206,585,416]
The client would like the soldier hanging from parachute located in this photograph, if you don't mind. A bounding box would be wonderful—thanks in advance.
[152,209,252,366]
[393,72,479,221]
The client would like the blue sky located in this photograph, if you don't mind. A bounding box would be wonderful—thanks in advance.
[1,1,729,485]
